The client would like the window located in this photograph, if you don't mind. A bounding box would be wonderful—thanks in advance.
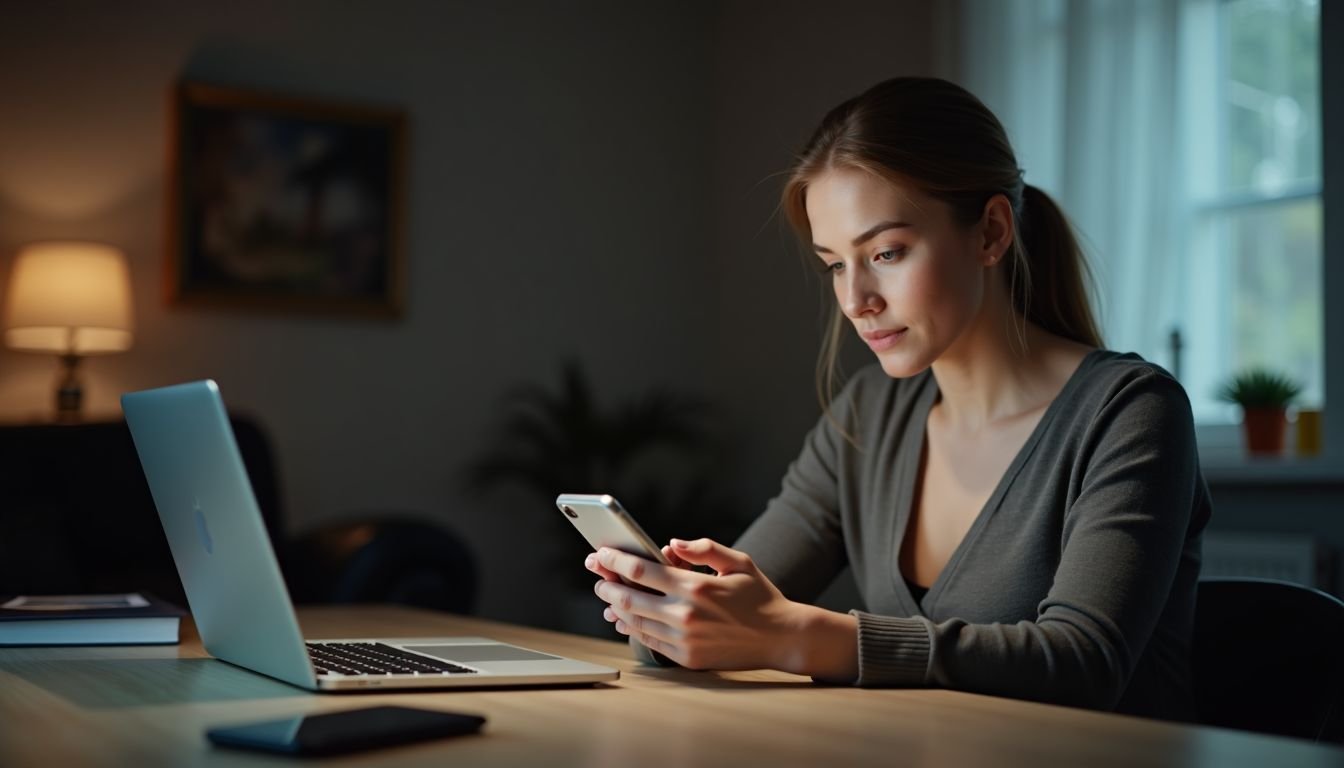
[1180,0,1322,425]
[951,0,1323,440]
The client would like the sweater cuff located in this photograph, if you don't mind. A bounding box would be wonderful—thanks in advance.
[848,610,932,687]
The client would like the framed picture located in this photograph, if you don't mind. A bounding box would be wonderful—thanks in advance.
[166,82,406,316]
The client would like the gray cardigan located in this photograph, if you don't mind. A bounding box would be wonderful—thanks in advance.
[690,350,1208,720]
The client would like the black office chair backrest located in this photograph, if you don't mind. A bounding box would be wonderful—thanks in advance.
[284,518,478,614]
[1192,577,1344,743]
[0,416,281,609]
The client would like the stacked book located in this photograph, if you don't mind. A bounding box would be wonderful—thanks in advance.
[0,593,184,646]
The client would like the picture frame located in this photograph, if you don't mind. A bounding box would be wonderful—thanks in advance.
[166,82,407,317]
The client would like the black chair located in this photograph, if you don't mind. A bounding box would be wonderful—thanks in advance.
[0,418,279,607]
[0,418,477,615]
[284,517,477,614]
[1192,577,1344,743]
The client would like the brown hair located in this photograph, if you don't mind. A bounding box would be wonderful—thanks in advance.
[781,77,1102,413]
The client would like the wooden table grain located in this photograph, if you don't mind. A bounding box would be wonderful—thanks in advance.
[0,605,1340,767]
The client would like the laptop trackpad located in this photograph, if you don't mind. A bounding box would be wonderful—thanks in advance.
[402,644,561,663]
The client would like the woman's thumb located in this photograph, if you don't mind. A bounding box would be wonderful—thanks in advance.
[670,538,748,574]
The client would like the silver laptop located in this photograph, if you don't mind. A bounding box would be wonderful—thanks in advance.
[122,380,619,692]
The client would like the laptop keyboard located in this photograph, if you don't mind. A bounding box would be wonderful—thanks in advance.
[306,642,479,676]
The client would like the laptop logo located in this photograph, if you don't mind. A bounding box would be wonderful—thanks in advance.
[193,499,214,555]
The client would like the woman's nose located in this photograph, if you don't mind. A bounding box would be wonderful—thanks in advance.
[840,270,883,318]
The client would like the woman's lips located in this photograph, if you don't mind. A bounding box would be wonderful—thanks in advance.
[861,328,907,352]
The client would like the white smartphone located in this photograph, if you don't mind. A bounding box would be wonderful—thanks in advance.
[555,493,673,572]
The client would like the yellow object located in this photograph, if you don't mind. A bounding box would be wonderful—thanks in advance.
[4,241,134,354]
[1296,409,1323,457]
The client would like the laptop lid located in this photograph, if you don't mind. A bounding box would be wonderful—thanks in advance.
[122,380,317,689]
[124,380,620,692]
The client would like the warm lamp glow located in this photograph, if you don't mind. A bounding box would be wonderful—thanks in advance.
[4,241,134,354]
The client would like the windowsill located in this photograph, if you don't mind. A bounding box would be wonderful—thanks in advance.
[1195,421,1341,484]
[1199,454,1344,485]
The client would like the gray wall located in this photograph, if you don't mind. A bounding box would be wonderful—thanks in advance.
[707,0,939,513]
[0,1,937,627]
[6,0,1332,634]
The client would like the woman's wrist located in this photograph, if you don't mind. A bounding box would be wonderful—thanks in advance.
[775,603,859,682]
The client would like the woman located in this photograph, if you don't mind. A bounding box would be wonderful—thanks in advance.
[585,77,1210,721]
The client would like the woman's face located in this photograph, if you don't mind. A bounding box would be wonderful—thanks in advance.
[805,166,999,379]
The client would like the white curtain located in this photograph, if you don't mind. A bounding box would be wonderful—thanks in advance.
[945,0,1186,373]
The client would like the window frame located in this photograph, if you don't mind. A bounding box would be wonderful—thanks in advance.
[1183,0,1329,469]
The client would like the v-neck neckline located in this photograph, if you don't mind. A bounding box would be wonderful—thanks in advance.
[891,348,1105,613]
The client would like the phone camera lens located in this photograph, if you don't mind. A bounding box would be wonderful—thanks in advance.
[562,506,578,519]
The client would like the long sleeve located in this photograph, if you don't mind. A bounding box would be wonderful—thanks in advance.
[631,379,859,667]
[850,370,1206,711]
[731,395,851,604]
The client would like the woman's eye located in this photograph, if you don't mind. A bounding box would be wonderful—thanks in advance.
[876,248,905,262]
[824,261,844,275]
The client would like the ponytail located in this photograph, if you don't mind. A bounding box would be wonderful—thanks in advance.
[782,77,1105,420]
[1012,185,1103,348]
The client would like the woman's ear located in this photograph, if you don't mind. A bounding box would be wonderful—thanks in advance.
[978,194,1014,266]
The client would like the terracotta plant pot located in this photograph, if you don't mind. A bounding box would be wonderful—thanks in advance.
[1242,407,1287,456]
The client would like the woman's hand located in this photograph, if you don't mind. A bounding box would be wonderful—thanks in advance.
[585,543,693,585]
[584,538,857,679]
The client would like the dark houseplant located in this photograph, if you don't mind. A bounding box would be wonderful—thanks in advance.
[1216,368,1302,456]
[465,361,745,603]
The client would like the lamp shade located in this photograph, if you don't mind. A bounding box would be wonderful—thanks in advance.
[4,241,134,354]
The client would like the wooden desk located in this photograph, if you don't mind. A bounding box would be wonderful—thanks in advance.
[0,606,1339,767]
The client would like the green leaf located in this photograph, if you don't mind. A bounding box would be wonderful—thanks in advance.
[1214,368,1303,408]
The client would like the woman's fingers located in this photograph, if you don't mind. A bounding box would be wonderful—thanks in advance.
[594,579,666,619]
[594,580,689,651]
[607,604,681,647]
[669,538,754,575]
[661,544,693,570]
[595,548,680,593]
[584,553,622,582]
[595,546,735,602]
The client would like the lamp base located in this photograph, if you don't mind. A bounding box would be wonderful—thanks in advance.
[56,354,83,423]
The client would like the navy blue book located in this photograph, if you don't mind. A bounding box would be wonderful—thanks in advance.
[0,593,184,646]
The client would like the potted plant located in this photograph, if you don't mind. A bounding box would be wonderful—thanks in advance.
[464,360,745,634]
[1215,368,1302,456]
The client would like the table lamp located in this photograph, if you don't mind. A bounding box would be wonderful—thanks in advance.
[3,241,134,421]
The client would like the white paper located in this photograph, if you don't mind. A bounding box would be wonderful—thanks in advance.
[2,593,150,611]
